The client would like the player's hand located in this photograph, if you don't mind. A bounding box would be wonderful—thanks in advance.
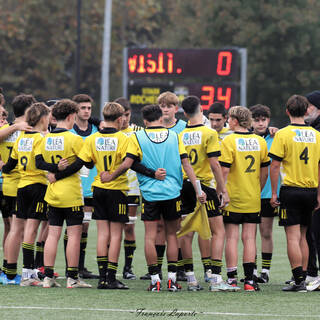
[155,168,166,180]
[47,173,56,183]
[219,191,229,209]
[269,127,279,137]
[197,191,207,204]
[314,196,320,211]
[100,171,112,183]
[57,158,68,171]
[0,160,5,170]
[270,194,280,208]
[14,121,33,132]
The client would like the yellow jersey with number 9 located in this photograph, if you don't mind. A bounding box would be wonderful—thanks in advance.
[269,124,320,188]
[219,132,270,213]
[35,129,84,208]
[0,124,21,196]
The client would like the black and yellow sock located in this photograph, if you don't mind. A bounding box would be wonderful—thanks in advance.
[177,248,184,272]
[22,242,35,269]
[156,245,165,272]
[97,256,108,280]
[183,258,194,273]
[201,256,212,272]
[6,263,17,280]
[261,252,272,271]
[79,232,88,271]
[67,267,79,280]
[107,261,118,282]
[35,242,44,268]
[211,259,222,275]
[167,261,177,273]
[2,259,7,275]
[44,266,54,278]
[124,239,136,269]
[148,264,159,276]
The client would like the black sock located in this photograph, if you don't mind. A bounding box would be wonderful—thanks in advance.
[243,262,255,281]
[22,242,34,269]
[63,230,68,272]
[261,252,272,270]
[124,240,136,269]
[107,261,118,282]
[6,263,17,280]
[34,242,44,268]
[254,255,257,270]
[97,256,108,280]
[177,248,184,272]
[148,264,159,276]
[67,267,78,280]
[201,256,212,272]
[156,245,165,272]
[292,266,304,285]
[211,259,222,275]
[3,259,7,275]
[183,258,194,273]
[167,261,177,273]
[79,232,87,271]
[44,266,54,278]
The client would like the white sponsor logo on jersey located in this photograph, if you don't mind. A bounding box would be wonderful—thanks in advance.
[45,136,64,151]
[18,137,34,152]
[236,138,260,151]
[147,130,168,143]
[292,129,316,143]
[182,131,202,146]
[96,137,118,151]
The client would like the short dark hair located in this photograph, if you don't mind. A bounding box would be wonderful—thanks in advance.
[52,99,78,121]
[250,104,271,119]
[102,102,124,121]
[208,102,227,116]
[12,94,37,117]
[286,95,308,117]
[142,104,162,122]
[26,102,50,127]
[72,94,93,104]
[114,97,131,111]
[181,96,200,116]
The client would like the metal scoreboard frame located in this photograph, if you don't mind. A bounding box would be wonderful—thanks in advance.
[123,47,247,110]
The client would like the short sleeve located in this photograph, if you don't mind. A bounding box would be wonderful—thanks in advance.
[126,133,142,161]
[206,130,221,158]
[268,131,284,161]
[78,136,93,163]
[219,136,234,168]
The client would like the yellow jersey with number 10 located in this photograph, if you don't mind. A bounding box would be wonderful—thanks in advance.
[219,132,270,213]
[269,124,320,188]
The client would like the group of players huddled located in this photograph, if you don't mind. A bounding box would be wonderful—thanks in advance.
[0,87,320,293]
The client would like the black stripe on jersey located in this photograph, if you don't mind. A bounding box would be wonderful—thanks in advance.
[219,161,231,168]
[268,152,283,161]
[261,161,271,167]
[207,151,221,158]
[100,128,117,134]
[186,124,204,128]
[73,123,94,137]
[180,153,188,159]
[51,128,68,133]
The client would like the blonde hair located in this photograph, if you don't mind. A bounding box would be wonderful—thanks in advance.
[228,106,252,129]
[26,102,50,127]
[157,91,179,106]
[103,102,124,121]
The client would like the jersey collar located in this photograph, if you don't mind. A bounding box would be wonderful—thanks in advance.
[73,123,93,137]
[51,128,68,133]
[100,127,118,134]
[186,124,204,128]
[234,131,251,135]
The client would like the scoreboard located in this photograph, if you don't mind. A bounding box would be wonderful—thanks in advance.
[123,47,246,111]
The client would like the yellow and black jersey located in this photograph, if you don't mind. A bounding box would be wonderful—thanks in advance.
[11,131,47,188]
[218,127,233,143]
[179,124,220,188]
[35,128,84,208]
[0,123,21,196]
[269,124,320,188]
[220,132,270,213]
[78,128,129,191]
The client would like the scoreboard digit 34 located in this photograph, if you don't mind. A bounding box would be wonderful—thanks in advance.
[123,47,247,111]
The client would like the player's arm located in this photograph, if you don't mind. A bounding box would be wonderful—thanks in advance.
[209,157,229,207]
[1,157,18,173]
[131,160,166,180]
[260,166,268,191]
[35,154,59,173]
[100,156,134,182]
[0,122,32,142]
[269,159,281,207]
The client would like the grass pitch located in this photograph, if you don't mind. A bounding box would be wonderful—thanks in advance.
[0,217,319,320]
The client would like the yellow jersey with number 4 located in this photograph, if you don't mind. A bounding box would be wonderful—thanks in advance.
[220,132,270,213]
[78,128,129,191]
[269,124,320,188]
[179,124,221,188]
[35,129,84,208]
[0,124,21,196]
[11,131,47,189]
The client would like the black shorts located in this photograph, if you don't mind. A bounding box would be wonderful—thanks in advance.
[16,183,48,220]
[223,210,261,224]
[127,195,140,207]
[48,206,83,226]
[279,186,317,227]
[84,197,93,207]
[141,196,181,221]
[1,195,16,218]
[261,199,278,218]
[180,180,221,218]
[93,187,128,223]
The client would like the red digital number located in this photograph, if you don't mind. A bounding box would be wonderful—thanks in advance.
[200,86,232,110]
[217,87,232,109]
[216,51,232,76]
[201,86,215,110]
